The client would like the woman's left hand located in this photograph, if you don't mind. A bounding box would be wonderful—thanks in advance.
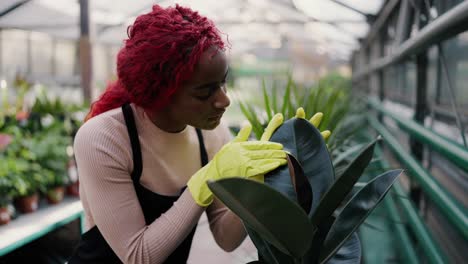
[251,107,331,182]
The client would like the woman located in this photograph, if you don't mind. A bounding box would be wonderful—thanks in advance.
[68,4,287,264]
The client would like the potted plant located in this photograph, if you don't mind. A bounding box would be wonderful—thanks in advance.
[26,91,86,198]
[208,116,401,263]
[25,126,71,204]
[2,128,43,213]
[0,158,15,225]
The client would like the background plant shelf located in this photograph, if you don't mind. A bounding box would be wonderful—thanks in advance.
[0,197,83,257]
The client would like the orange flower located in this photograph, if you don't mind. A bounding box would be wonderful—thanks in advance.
[15,111,29,121]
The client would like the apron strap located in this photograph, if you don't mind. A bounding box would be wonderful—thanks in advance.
[195,128,208,166]
[122,103,210,182]
[122,103,143,182]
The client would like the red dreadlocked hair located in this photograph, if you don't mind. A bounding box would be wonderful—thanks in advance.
[85,4,225,121]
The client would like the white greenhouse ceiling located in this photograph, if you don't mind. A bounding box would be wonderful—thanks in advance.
[0,0,384,60]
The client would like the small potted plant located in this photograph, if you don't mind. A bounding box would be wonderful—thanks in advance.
[0,134,17,223]
[0,165,15,225]
[12,161,42,214]
[25,124,71,204]
[0,131,40,214]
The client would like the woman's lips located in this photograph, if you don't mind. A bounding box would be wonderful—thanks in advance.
[209,111,225,119]
[208,113,224,120]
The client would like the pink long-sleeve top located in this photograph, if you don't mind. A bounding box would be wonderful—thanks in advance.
[73,104,246,263]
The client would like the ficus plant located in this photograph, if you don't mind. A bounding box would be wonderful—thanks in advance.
[207,117,402,264]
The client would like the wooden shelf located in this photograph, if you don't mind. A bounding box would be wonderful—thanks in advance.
[0,197,83,256]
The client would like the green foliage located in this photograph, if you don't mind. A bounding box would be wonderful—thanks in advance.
[236,73,353,153]
[208,178,314,260]
[0,157,18,207]
[24,126,71,189]
[31,90,67,117]
[319,170,401,263]
[208,117,401,264]
[0,88,82,199]
[0,128,48,197]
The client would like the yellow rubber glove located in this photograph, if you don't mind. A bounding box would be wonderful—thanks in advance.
[296,107,331,140]
[260,107,331,142]
[187,124,288,207]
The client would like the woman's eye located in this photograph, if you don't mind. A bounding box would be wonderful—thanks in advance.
[194,81,227,101]
[195,93,212,100]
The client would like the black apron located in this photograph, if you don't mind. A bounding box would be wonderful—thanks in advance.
[68,103,208,263]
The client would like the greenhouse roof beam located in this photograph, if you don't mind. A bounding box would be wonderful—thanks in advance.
[1,23,76,30]
[362,0,400,49]
[97,4,156,35]
[329,0,376,22]
[353,0,468,81]
[217,18,365,25]
[0,0,31,18]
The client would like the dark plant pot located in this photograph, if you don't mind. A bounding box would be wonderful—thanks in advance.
[46,186,65,204]
[66,181,80,197]
[0,207,11,225]
[14,193,39,213]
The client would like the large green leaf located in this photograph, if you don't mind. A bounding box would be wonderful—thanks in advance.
[207,178,314,259]
[311,138,378,227]
[332,143,365,167]
[249,228,296,264]
[266,118,335,215]
[319,169,402,263]
[288,154,313,214]
[325,233,361,264]
[247,156,313,263]
[253,118,334,263]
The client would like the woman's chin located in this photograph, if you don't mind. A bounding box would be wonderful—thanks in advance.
[200,118,221,130]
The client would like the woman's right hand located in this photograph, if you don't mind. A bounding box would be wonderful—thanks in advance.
[187,124,287,207]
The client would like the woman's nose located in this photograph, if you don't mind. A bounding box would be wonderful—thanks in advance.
[213,86,230,109]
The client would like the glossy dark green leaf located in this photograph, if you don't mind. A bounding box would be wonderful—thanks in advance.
[207,178,314,259]
[319,169,402,263]
[311,138,378,227]
[266,118,335,215]
[288,154,312,214]
[249,118,334,263]
[249,228,295,264]
[325,233,361,264]
[332,143,365,167]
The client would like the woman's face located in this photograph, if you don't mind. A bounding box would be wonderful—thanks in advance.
[150,47,230,132]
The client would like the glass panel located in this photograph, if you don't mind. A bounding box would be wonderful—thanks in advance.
[381,6,400,56]
[427,46,438,102]
[54,40,76,78]
[383,60,415,106]
[439,32,468,117]
[0,30,28,80]
[383,65,397,99]
[30,32,53,76]
[93,44,110,83]
[434,0,465,15]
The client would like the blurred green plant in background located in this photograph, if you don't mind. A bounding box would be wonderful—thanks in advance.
[235,72,367,175]
[0,86,87,207]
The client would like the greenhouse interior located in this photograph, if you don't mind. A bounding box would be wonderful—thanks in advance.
[0,0,467,263]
